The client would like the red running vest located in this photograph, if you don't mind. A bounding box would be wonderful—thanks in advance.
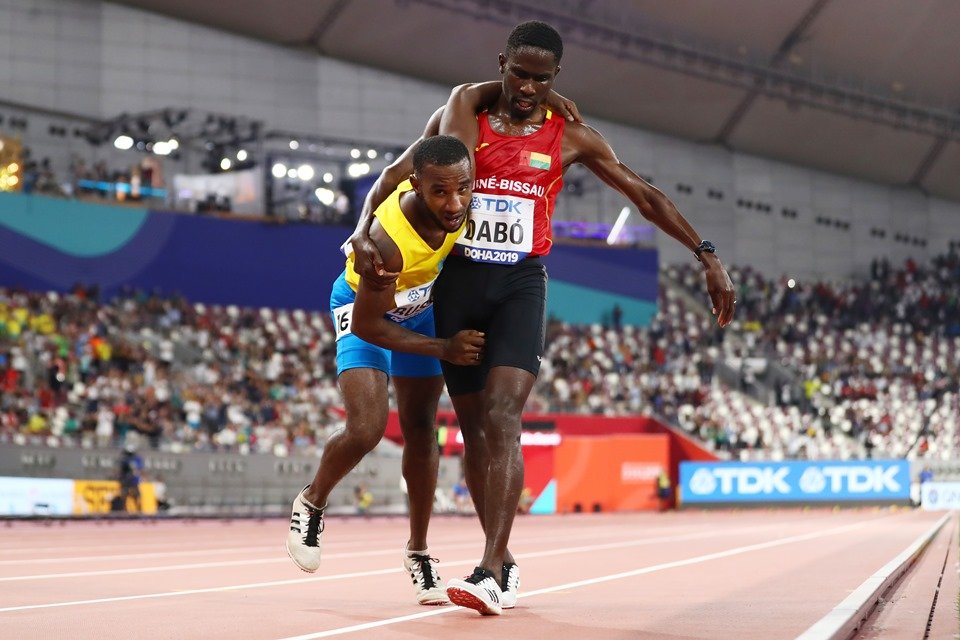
[453,109,565,264]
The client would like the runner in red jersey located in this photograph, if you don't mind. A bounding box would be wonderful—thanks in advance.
[349,21,736,616]
[453,107,565,264]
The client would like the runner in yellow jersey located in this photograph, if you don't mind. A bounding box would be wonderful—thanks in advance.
[286,135,484,606]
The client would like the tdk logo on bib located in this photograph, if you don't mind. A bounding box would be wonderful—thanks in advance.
[470,194,529,215]
[456,191,534,265]
[680,460,910,503]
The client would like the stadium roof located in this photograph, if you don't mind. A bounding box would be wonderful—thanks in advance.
[118,0,960,202]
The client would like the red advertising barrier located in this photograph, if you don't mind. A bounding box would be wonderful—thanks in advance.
[382,410,716,512]
[554,434,670,513]
[384,410,666,450]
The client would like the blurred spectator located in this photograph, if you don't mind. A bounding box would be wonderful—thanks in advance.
[117,443,143,512]
[354,483,373,514]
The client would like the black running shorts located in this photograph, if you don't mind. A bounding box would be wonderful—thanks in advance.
[433,255,547,396]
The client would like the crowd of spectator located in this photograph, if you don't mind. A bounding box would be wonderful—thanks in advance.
[667,251,959,461]
[0,285,343,456]
[1,251,957,462]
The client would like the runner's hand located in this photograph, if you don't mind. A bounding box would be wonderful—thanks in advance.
[349,232,398,290]
[545,90,583,123]
[443,330,485,365]
[703,261,736,328]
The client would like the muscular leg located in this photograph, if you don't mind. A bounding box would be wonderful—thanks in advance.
[451,390,516,565]
[393,375,444,551]
[304,368,388,507]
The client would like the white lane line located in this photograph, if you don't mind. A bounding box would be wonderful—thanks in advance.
[0,522,719,572]
[0,567,401,613]
[0,520,791,583]
[796,513,951,640]
[0,545,281,566]
[0,521,800,610]
[0,520,874,613]
[274,519,874,639]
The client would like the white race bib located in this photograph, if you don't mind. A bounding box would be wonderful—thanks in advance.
[333,303,353,340]
[455,192,533,264]
[385,278,435,323]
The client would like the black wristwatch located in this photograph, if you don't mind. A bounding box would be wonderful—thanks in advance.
[694,240,716,262]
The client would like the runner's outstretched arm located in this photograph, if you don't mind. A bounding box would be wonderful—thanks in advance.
[569,123,737,327]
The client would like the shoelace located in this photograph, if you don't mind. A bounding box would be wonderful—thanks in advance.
[502,563,517,592]
[409,553,439,589]
[463,566,493,585]
[302,505,324,547]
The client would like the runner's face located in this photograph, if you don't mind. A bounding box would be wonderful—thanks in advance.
[500,47,559,119]
[416,158,472,233]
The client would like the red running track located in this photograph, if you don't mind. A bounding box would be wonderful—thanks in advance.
[0,509,948,639]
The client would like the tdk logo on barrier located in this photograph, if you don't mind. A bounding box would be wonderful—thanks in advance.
[689,465,902,496]
[689,467,790,495]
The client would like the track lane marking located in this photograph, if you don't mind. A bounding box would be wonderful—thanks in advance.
[0,522,748,578]
[273,519,877,639]
[0,520,814,610]
[0,522,679,565]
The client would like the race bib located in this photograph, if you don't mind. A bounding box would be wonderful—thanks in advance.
[455,192,533,264]
[385,279,435,323]
[333,303,353,340]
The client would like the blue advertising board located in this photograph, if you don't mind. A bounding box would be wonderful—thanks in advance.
[679,460,911,504]
[0,193,659,325]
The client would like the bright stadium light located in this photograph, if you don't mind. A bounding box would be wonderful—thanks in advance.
[787,278,797,289]
[289,140,299,150]
[347,162,370,177]
[236,149,248,161]
[314,187,335,206]
[606,207,631,245]
[272,163,288,179]
[322,172,334,183]
[220,158,232,170]
[153,141,171,156]
[297,164,315,181]
[366,149,377,159]
[114,135,134,150]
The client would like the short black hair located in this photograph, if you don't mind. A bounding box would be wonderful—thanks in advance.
[506,20,563,63]
[412,135,469,175]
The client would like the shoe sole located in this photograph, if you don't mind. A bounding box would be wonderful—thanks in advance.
[418,597,451,606]
[285,542,319,574]
[447,587,502,615]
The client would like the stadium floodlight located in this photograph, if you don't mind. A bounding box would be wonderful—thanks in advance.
[272,163,287,179]
[347,162,370,177]
[322,172,334,183]
[236,150,248,161]
[114,135,134,150]
[297,164,315,181]
[366,149,377,159]
[289,140,299,150]
[220,158,232,170]
[606,207,631,245]
[350,148,361,159]
[314,187,335,206]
